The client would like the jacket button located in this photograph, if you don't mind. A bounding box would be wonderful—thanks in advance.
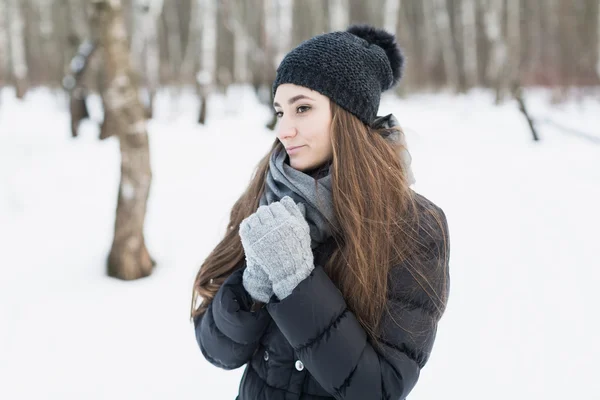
[295,360,304,371]
[263,351,269,361]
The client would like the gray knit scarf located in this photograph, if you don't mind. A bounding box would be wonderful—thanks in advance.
[260,147,336,248]
[259,113,415,248]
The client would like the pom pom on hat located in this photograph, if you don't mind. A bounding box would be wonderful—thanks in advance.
[347,24,404,87]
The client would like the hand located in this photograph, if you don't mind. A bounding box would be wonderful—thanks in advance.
[242,261,273,304]
[239,196,313,300]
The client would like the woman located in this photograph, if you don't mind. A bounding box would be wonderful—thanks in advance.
[191,24,450,400]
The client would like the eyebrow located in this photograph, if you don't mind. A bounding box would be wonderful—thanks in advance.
[273,94,314,108]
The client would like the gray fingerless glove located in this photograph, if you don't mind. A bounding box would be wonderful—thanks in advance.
[239,196,314,300]
[242,261,273,303]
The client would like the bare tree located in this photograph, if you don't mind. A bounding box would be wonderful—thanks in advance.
[197,0,217,124]
[181,0,201,80]
[130,0,162,117]
[450,0,468,92]
[67,0,89,39]
[264,0,280,129]
[462,0,478,88]
[596,0,600,82]
[430,0,460,91]
[90,0,155,280]
[220,0,249,83]
[506,0,520,87]
[519,0,537,84]
[327,0,349,31]
[417,1,442,88]
[162,0,183,84]
[0,0,8,88]
[383,0,400,38]
[216,1,235,90]
[393,1,415,90]
[483,0,508,103]
[348,0,369,25]
[292,0,326,46]
[62,39,96,137]
[220,0,268,85]
[277,0,292,62]
[38,0,59,83]
[7,0,28,98]
[244,0,275,107]
[349,0,384,27]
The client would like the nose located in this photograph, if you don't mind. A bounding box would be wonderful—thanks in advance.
[276,115,297,141]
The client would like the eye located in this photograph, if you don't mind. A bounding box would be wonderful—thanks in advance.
[274,111,283,118]
[297,105,311,114]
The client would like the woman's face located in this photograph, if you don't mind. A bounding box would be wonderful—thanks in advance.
[273,84,333,172]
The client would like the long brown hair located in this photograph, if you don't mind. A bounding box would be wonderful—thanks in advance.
[190,102,449,345]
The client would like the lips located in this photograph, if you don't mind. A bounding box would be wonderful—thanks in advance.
[286,146,303,151]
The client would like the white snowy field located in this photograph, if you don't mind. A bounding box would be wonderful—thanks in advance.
[0,85,599,400]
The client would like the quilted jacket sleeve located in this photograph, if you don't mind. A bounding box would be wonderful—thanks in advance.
[266,208,450,399]
[194,268,271,370]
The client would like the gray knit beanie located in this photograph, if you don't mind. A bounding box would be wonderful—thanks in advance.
[272,24,404,126]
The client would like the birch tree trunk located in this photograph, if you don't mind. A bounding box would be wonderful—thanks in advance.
[220,0,265,85]
[0,0,8,88]
[38,0,59,83]
[507,0,520,87]
[396,1,419,89]
[144,2,161,117]
[349,0,369,24]
[7,0,28,98]
[246,0,269,100]
[162,0,182,84]
[462,0,478,88]
[383,0,400,38]
[90,0,155,280]
[130,0,162,117]
[216,1,235,90]
[327,0,349,31]
[384,0,402,93]
[483,0,508,103]
[230,0,249,83]
[277,0,292,60]
[421,0,442,87]
[181,0,201,80]
[63,0,92,136]
[197,0,217,124]
[264,0,279,130]
[431,0,460,90]
[349,0,384,27]
[63,39,96,137]
[451,0,468,92]
[596,0,600,81]
[67,0,89,39]
[292,0,314,45]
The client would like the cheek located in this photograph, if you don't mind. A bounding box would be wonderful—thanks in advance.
[308,114,332,143]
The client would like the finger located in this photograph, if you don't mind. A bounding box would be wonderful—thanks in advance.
[281,196,305,220]
[255,204,276,225]
[239,217,251,237]
[268,201,289,219]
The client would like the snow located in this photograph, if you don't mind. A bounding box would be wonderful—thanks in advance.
[1,85,599,399]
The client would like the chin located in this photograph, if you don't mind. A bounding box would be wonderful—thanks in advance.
[290,157,328,173]
[289,157,312,172]
[289,160,308,171]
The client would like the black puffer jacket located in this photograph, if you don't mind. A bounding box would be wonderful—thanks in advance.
[194,193,450,399]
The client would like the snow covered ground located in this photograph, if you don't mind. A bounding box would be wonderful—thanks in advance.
[0,85,599,399]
